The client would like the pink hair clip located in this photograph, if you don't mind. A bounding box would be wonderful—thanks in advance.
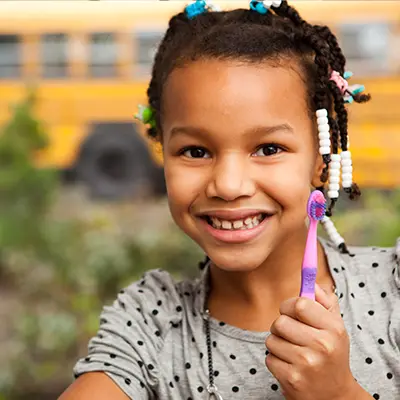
[329,70,348,95]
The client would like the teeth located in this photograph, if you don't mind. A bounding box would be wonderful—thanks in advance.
[209,213,265,230]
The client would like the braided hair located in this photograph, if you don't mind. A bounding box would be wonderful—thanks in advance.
[145,0,371,254]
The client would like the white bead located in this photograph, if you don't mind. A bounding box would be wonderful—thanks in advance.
[342,181,352,189]
[319,146,330,155]
[262,0,273,7]
[342,166,353,174]
[329,183,340,191]
[331,154,341,162]
[319,139,331,148]
[318,124,330,133]
[342,173,352,181]
[318,132,330,140]
[341,159,352,167]
[272,0,282,6]
[316,109,328,118]
[341,151,351,160]
[330,161,341,170]
[329,176,340,183]
[328,190,339,199]
[317,116,329,126]
[330,169,340,177]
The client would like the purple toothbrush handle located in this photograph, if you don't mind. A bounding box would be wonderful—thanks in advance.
[300,267,317,301]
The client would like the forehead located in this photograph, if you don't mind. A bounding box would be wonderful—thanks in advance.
[161,59,311,139]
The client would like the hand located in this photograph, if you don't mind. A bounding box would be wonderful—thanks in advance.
[265,284,357,400]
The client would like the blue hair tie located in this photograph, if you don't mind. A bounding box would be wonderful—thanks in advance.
[185,0,208,19]
[250,0,269,14]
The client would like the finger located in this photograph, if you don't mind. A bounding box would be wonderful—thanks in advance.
[270,315,321,347]
[265,333,303,364]
[315,283,341,315]
[279,296,340,331]
[265,351,292,386]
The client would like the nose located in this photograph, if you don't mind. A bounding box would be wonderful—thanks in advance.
[205,153,256,201]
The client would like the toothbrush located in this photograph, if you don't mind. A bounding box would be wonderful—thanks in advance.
[299,190,327,301]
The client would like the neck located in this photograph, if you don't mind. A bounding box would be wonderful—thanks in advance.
[206,227,334,331]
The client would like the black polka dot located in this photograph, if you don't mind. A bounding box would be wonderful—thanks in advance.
[136,308,141,313]
[125,378,131,385]
[110,354,116,358]
[157,300,162,306]
[119,290,125,294]
[232,386,239,392]
[184,291,191,296]
[230,354,236,360]
[378,338,385,345]
[373,394,380,400]
[200,352,204,359]
[265,350,270,356]
[119,301,125,309]
[192,312,197,317]
[98,334,103,339]
[176,306,183,312]
[214,370,219,377]
[213,341,217,348]
[174,375,180,382]
[127,320,132,326]
[138,289,144,293]
[350,253,355,257]
[191,337,195,343]
[161,286,167,291]
[85,357,91,362]
[197,386,203,393]
[138,360,144,367]
[104,362,111,367]
[357,325,362,330]
[271,384,279,391]
[350,293,355,298]
[381,292,387,298]
[365,357,373,364]
[187,398,193,400]
[368,310,375,316]
[392,268,396,275]
[169,382,174,388]
[152,309,159,316]
[358,282,365,288]
[250,368,257,375]
[140,381,145,388]
[341,266,345,271]
[137,341,144,346]
[372,262,379,268]
[155,330,161,337]
[387,373,393,379]
[333,268,339,273]
[185,362,191,369]
[219,321,226,326]
[148,364,154,370]
[339,293,344,299]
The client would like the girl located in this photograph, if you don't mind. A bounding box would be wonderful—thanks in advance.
[60,1,399,399]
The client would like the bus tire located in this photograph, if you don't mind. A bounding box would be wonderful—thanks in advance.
[76,122,158,200]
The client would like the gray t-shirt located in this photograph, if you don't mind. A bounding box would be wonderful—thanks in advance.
[73,237,400,399]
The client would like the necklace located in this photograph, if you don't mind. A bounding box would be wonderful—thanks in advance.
[201,264,338,400]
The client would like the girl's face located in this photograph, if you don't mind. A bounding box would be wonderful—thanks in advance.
[161,59,324,271]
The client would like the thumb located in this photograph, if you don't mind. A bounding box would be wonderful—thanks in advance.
[315,283,340,314]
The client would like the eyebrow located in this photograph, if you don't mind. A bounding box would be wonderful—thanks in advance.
[169,123,294,139]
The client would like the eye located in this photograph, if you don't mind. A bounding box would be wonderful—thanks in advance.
[253,144,284,157]
[180,146,211,159]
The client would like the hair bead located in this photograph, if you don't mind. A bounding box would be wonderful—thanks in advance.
[340,150,353,189]
[316,109,328,118]
[321,216,345,248]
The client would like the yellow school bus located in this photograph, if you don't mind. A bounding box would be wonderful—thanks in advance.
[0,1,399,198]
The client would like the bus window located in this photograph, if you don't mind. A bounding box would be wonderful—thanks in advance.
[88,32,117,78]
[41,33,68,79]
[0,34,21,79]
[338,23,390,76]
[134,30,164,77]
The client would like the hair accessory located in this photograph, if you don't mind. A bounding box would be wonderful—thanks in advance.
[316,108,331,156]
[185,0,219,19]
[321,215,345,249]
[249,0,282,14]
[330,70,366,104]
[134,105,156,129]
[340,150,353,189]
[300,190,327,301]
[328,154,341,199]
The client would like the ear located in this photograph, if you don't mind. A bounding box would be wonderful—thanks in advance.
[311,154,326,188]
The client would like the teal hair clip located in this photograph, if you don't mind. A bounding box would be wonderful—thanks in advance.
[185,0,219,19]
[249,0,282,14]
[135,105,156,129]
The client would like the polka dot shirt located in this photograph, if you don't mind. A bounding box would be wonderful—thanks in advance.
[73,237,400,399]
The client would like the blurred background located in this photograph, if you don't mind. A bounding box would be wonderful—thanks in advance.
[0,1,399,399]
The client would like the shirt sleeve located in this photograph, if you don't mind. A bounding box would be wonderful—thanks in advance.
[73,269,180,400]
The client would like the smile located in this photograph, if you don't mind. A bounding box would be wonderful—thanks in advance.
[199,213,272,244]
